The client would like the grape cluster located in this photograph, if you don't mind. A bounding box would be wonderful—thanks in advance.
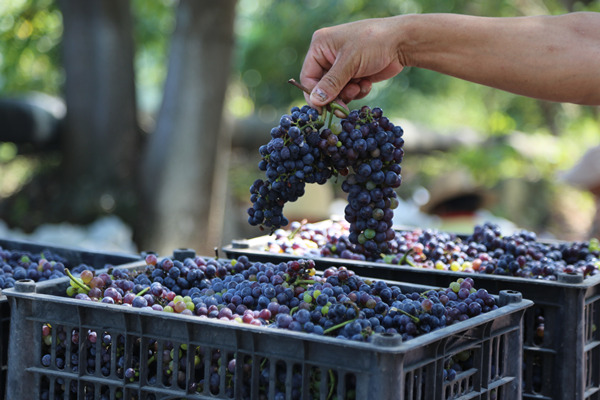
[248,104,404,260]
[0,246,102,289]
[333,106,404,259]
[247,105,336,230]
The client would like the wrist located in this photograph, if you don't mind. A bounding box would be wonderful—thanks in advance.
[394,14,471,69]
[391,14,421,68]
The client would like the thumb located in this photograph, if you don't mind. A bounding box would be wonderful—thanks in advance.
[309,59,352,107]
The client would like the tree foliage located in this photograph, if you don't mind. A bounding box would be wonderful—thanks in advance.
[0,0,62,94]
[1,0,599,238]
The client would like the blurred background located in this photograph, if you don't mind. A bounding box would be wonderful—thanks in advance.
[0,0,599,256]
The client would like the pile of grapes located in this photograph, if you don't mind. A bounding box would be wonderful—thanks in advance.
[65,254,497,340]
[248,103,404,259]
[39,254,502,398]
[0,245,104,289]
[263,220,600,280]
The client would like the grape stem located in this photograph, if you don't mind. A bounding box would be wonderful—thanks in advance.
[136,287,150,297]
[320,105,328,126]
[405,258,417,268]
[287,78,349,117]
[323,318,357,335]
[294,279,317,286]
[288,218,307,240]
[328,102,349,117]
[390,307,420,323]
[287,78,311,95]
[327,369,336,400]
[64,268,91,293]
[326,108,333,129]
[398,249,417,267]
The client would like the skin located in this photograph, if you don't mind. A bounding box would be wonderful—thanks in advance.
[300,12,600,113]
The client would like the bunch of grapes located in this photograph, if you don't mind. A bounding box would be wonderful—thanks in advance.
[247,105,337,230]
[333,106,404,259]
[248,102,404,260]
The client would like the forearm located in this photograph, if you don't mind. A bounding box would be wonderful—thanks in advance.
[398,12,600,105]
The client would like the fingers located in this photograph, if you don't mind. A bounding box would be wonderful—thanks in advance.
[299,51,329,95]
[340,79,372,102]
[307,54,355,107]
[339,82,361,104]
[337,78,372,105]
[300,55,330,111]
[302,78,371,115]
[355,79,372,99]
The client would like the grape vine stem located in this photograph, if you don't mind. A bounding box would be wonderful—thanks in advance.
[287,78,349,117]
[323,318,356,335]
[390,307,420,323]
[288,218,307,240]
[287,78,311,95]
[65,268,91,293]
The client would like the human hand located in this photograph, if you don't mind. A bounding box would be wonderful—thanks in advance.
[300,17,406,114]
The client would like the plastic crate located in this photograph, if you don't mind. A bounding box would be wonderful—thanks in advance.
[0,237,141,400]
[4,267,530,400]
[224,234,600,400]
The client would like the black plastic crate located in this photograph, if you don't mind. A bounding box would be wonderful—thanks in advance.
[4,264,531,400]
[0,237,141,399]
[224,232,600,400]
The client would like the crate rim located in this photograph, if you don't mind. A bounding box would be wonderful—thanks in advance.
[0,239,142,302]
[223,236,600,289]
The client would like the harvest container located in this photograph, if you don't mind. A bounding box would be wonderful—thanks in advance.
[0,237,141,399]
[4,263,530,400]
[224,232,600,400]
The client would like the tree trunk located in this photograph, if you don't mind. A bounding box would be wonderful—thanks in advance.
[139,0,237,256]
[60,0,140,224]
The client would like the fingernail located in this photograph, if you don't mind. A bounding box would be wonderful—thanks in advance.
[311,87,327,102]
